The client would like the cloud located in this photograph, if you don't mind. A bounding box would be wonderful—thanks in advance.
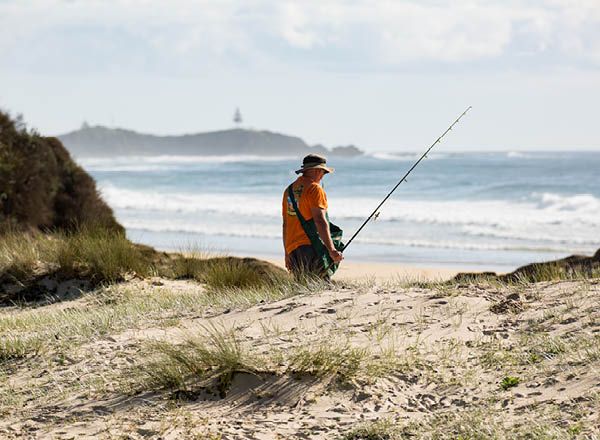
[0,0,599,74]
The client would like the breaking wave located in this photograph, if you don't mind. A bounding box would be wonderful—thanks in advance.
[99,183,600,248]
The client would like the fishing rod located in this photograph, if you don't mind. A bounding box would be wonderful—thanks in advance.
[342,106,472,253]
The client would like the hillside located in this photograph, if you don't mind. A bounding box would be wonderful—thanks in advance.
[59,124,363,158]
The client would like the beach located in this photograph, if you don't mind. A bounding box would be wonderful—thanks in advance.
[263,257,462,282]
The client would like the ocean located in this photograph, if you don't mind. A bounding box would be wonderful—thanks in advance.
[80,151,600,272]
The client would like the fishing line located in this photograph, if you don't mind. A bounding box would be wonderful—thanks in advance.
[342,106,472,253]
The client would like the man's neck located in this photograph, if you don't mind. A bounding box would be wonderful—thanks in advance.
[301,174,319,184]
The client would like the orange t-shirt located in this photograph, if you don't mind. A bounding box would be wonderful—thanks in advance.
[282,176,328,255]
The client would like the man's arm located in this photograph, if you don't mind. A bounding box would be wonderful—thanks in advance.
[311,207,343,264]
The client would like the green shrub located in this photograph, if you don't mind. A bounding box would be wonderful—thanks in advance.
[0,111,122,233]
[500,375,520,390]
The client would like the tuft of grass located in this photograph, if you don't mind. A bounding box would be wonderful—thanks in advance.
[171,255,207,280]
[53,226,149,282]
[508,262,600,285]
[135,324,261,395]
[203,258,273,290]
[523,335,567,362]
[342,419,400,440]
[130,325,405,397]
[288,338,402,383]
[0,334,43,361]
[0,231,54,281]
[289,342,368,381]
[199,272,327,309]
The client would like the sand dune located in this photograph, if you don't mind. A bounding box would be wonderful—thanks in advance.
[1,272,598,438]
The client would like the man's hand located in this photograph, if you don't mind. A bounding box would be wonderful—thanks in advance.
[311,206,344,265]
[328,249,344,264]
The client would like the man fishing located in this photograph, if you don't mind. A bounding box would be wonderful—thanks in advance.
[282,154,344,279]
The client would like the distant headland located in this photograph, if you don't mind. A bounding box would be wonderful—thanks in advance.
[58,124,363,158]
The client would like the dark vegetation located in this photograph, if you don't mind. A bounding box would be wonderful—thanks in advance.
[452,249,600,284]
[0,111,123,233]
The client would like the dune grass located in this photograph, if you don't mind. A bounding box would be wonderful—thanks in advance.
[168,252,298,294]
[0,231,53,281]
[0,273,323,367]
[0,228,303,303]
[130,324,405,397]
[131,324,262,396]
[405,405,589,440]
[342,403,594,439]
[341,418,400,440]
[0,227,147,284]
[289,342,370,380]
[0,334,43,362]
[288,338,403,383]
[53,227,149,282]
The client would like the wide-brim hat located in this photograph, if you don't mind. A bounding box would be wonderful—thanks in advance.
[295,154,334,174]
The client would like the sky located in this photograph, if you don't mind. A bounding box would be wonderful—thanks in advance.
[1,0,599,151]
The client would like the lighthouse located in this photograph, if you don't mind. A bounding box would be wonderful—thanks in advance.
[233,107,243,126]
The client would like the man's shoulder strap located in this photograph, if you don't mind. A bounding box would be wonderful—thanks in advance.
[287,184,306,224]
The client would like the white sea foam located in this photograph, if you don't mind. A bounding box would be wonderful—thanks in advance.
[369,152,446,161]
[534,192,600,214]
[506,151,527,158]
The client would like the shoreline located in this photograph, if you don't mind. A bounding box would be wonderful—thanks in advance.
[174,248,503,283]
[261,257,462,282]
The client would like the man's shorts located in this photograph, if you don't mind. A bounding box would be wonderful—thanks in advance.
[289,245,325,279]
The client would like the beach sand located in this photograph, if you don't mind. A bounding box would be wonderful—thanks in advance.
[264,257,461,282]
